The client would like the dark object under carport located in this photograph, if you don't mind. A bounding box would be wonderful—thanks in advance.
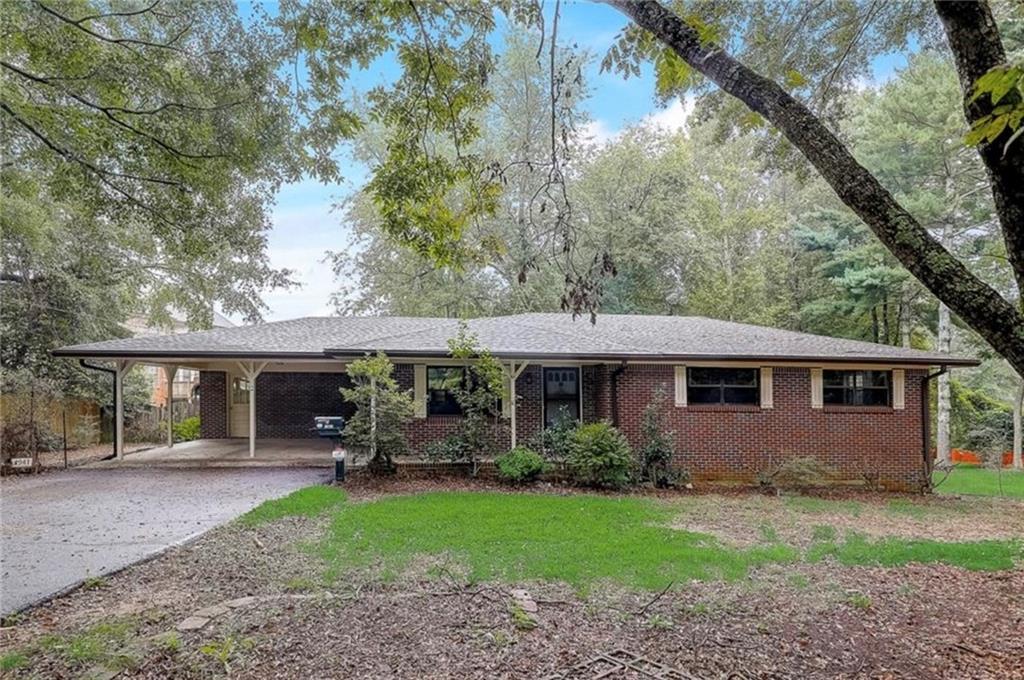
[313,416,346,482]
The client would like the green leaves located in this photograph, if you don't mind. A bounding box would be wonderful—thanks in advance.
[966,63,1024,153]
[784,69,808,89]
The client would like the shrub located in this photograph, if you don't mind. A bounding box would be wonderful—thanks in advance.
[567,422,633,489]
[424,434,471,462]
[637,386,688,488]
[341,352,415,471]
[444,323,506,470]
[534,407,577,459]
[495,446,549,483]
[173,416,201,442]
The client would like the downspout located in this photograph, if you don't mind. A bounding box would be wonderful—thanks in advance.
[79,359,117,460]
[610,362,627,427]
[921,365,949,493]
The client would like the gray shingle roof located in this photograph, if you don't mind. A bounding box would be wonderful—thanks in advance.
[53,313,976,366]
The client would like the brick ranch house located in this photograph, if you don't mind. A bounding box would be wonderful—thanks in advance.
[54,314,976,490]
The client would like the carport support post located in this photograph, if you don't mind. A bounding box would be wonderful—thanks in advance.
[114,360,136,460]
[163,365,177,448]
[507,361,528,448]
[237,361,267,458]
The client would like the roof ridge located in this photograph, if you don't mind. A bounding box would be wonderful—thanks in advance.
[499,316,647,354]
[325,318,460,351]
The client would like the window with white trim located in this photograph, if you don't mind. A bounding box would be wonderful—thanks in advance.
[822,370,891,406]
[687,367,759,405]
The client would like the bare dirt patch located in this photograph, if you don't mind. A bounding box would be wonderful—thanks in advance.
[672,491,1024,548]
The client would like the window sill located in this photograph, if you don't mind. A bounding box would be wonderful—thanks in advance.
[680,404,763,413]
[822,405,893,414]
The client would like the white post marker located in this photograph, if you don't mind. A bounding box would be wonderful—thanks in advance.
[164,364,177,448]
[114,360,136,460]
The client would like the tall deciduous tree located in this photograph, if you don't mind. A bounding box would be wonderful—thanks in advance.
[2,0,331,325]
[603,0,1024,374]
[287,0,1024,373]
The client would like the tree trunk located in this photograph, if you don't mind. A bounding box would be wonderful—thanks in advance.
[602,0,1024,376]
[1014,376,1023,470]
[937,301,952,465]
[369,375,378,464]
[933,1,1024,299]
[871,306,880,344]
[900,285,913,348]
[882,297,890,345]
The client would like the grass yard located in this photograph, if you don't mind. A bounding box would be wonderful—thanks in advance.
[933,464,1024,499]
[312,491,1020,588]
[3,480,1023,679]
[319,492,797,589]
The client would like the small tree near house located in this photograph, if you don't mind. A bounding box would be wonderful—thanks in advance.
[426,323,506,474]
[340,352,414,472]
[637,386,687,488]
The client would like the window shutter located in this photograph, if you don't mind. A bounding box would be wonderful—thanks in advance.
[810,368,823,409]
[760,367,773,409]
[674,365,687,407]
[413,365,427,418]
[892,369,905,410]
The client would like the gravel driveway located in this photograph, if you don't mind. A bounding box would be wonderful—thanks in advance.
[0,467,328,614]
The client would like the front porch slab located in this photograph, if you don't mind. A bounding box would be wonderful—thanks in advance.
[85,438,334,469]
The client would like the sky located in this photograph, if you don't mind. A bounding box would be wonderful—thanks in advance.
[251,2,909,323]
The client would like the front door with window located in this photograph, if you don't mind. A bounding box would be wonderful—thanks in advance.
[229,375,251,437]
[543,367,580,427]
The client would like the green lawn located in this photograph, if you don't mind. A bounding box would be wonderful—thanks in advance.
[238,485,347,527]
[319,492,796,590]
[933,465,1024,499]
[225,489,1022,590]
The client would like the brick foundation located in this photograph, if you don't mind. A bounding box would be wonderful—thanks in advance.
[199,363,928,490]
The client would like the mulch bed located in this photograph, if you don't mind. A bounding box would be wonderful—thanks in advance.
[2,481,1022,679]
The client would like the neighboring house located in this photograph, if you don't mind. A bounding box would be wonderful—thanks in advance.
[53,314,976,490]
[124,311,234,407]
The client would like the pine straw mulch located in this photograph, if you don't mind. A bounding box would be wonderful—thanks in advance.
[2,480,1022,679]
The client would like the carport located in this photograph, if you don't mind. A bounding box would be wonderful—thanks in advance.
[65,353,353,462]
[85,438,333,468]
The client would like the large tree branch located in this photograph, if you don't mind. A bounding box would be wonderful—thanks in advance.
[34,1,190,53]
[602,0,1024,374]
[933,0,1024,300]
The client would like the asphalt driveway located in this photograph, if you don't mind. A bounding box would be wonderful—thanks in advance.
[0,467,329,614]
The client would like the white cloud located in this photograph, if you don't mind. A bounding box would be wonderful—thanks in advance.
[582,97,694,149]
[580,118,619,146]
[641,97,694,133]
[233,191,351,324]
[261,244,339,321]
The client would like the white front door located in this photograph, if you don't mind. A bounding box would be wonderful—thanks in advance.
[229,374,251,437]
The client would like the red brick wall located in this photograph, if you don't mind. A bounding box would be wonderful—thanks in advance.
[393,364,545,456]
[200,363,928,489]
[611,365,927,491]
[199,371,228,439]
[198,371,353,439]
[255,372,354,438]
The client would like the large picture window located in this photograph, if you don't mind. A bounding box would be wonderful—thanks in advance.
[823,370,891,406]
[427,367,464,415]
[687,367,759,405]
